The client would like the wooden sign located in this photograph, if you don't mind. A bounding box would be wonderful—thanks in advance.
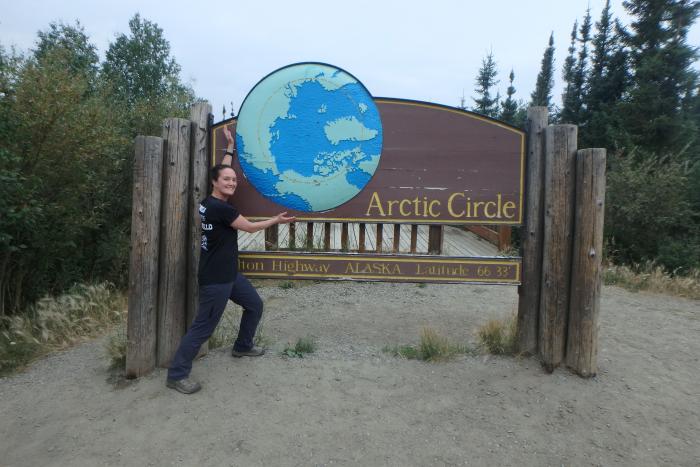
[239,251,520,284]
[212,98,525,225]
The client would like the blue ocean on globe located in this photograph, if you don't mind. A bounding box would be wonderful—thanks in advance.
[235,63,383,212]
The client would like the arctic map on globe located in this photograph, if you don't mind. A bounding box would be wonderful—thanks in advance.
[235,63,383,212]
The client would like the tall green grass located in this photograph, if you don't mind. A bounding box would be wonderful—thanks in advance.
[0,283,126,376]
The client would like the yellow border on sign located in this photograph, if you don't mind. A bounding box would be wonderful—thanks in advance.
[212,98,526,225]
[239,252,521,283]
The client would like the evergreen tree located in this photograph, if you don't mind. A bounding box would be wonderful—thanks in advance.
[582,4,631,148]
[531,33,555,110]
[500,69,518,124]
[560,11,592,125]
[560,21,579,123]
[587,0,615,114]
[619,0,700,155]
[458,91,467,110]
[472,51,500,118]
[573,9,593,122]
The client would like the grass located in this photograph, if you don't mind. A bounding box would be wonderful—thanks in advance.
[105,324,127,369]
[497,245,520,257]
[476,312,518,355]
[282,336,316,358]
[384,327,474,362]
[0,282,127,376]
[603,262,700,299]
[278,280,295,290]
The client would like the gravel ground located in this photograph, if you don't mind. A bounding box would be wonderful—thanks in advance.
[0,281,698,467]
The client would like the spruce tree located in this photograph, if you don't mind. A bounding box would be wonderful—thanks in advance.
[472,51,499,117]
[531,33,555,110]
[582,3,631,148]
[560,21,579,123]
[458,91,467,110]
[620,0,700,155]
[500,69,518,124]
[587,0,615,114]
[561,10,593,125]
[573,9,593,123]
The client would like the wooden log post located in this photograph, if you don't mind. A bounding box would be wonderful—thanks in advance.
[188,103,212,356]
[517,107,548,355]
[566,148,606,377]
[539,124,577,372]
[126,136,164,378]
[157,118,191,367]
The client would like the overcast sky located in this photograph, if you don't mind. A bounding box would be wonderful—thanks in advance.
[2,0,699,122]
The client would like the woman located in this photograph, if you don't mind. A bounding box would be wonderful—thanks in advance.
[166,126,295,394]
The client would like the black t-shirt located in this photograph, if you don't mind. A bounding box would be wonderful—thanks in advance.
[198,196,240,285]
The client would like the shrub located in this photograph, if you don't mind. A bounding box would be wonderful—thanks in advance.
[605,152,698,271]
[476,313,518,355]
[282,336,316,358]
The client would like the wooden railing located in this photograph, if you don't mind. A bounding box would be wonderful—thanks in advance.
[263,222,444,254]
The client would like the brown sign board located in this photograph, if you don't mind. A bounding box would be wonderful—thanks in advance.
[212,98,525,225]
[239,251,520,285]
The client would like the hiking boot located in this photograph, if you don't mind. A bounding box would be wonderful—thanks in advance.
[231,346,265,358]
[166,377,202,394]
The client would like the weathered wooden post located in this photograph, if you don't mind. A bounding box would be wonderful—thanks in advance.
[187,103,212,354]
[539,124,577,372]
[566,148,606,377]
[517,107,548,355]
[157,118,191,367]
[126,136,164,378]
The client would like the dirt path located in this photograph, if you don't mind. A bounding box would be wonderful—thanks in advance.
[1,282,698,466]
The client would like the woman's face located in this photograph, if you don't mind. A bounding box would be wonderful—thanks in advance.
[212,167,237,198]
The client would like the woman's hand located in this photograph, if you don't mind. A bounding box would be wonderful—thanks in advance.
[223,125,234,146]
[274,212,296,224]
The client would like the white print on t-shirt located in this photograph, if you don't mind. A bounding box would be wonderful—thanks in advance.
[201,234,208,251]
[199,204,206,214]
[202,223,213,231]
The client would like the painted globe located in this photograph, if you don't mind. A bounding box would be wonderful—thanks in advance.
[235,63,383,212]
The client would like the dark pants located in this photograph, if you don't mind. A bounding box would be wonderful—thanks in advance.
[167,273,263,381]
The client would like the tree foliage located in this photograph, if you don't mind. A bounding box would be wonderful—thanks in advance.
[619,0,700,155]
[0,16,197,316]
[531,33,555,110]
[471,51,500,118]
[500,69,518,124]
